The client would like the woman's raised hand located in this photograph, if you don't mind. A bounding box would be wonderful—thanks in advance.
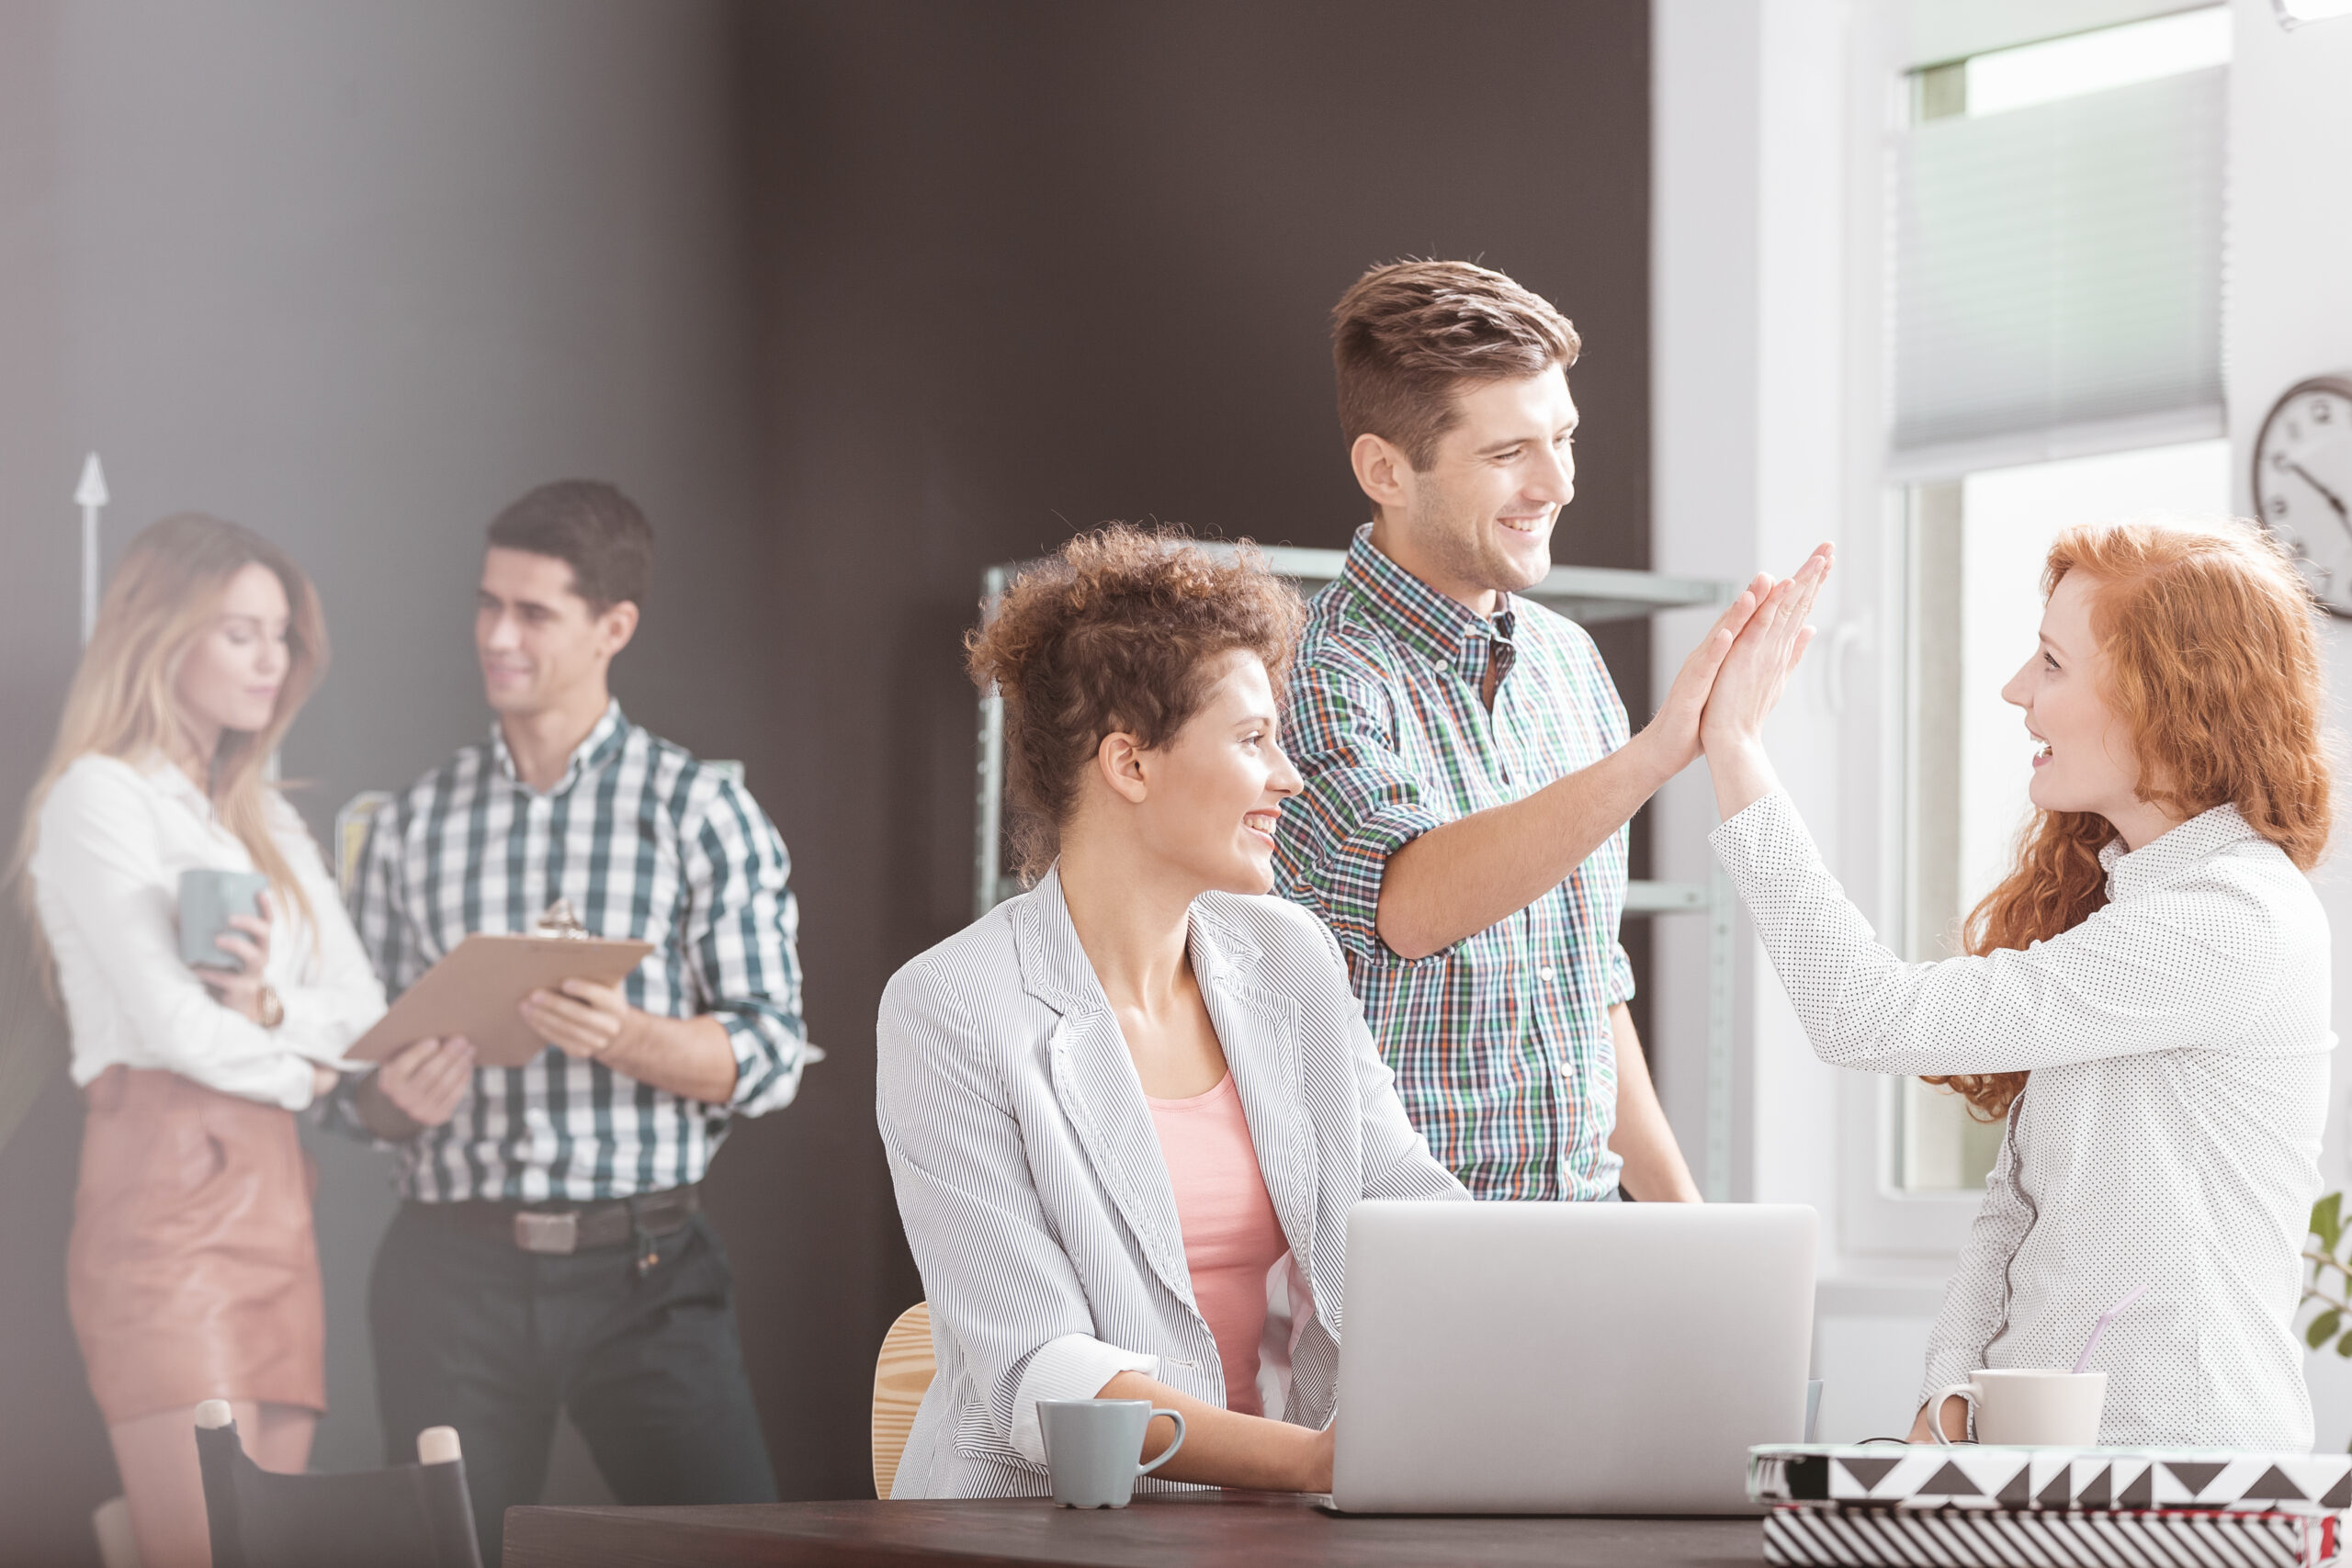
[1700,545,1833,751]
[1639,574,1769,772]
[1698,544,1833,819]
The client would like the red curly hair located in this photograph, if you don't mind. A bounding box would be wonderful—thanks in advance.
[1927,520,2333,1121]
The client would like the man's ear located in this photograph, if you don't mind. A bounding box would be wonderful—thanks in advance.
[1093,730,1149,807]
[1350,432,1413,516]
[596,600,640,659]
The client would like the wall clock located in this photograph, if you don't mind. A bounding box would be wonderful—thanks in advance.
[2253,374,2352,617]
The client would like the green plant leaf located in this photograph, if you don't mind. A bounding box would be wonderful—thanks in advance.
[2310,1310,2343,1350]
[2316,1193,2345,1251]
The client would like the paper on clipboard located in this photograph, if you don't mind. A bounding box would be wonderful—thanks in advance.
[347,931,654,1068]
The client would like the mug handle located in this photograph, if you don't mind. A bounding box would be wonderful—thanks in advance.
[1924,1382,1977,1444]
[1135,1408,1187,1476]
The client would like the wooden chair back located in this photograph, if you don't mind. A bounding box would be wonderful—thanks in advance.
[871,1301,936,1498]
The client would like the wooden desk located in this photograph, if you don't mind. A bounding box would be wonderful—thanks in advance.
[504,1490,1763,1567]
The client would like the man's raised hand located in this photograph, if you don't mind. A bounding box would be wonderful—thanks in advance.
[1638,573,1768,773]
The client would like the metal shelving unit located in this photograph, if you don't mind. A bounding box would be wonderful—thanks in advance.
[971,544,1738,1201]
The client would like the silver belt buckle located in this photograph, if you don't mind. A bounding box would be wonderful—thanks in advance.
[514,1210,580,1255]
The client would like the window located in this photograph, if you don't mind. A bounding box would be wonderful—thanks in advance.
[1893,8,2229,463]
[1895,437,2232,1190]
[1872,6,2233,1203]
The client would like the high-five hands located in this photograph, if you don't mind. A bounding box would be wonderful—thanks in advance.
[1699,543,1835,818]
[1640,574,1770,771]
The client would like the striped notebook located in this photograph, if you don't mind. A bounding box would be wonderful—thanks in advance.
[1763,1504,2340,1567]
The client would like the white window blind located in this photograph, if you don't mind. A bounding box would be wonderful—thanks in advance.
[1891,66,2224,455]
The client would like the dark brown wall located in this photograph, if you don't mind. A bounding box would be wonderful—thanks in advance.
[720,0,1655,1501]
[0,2,1653,1542]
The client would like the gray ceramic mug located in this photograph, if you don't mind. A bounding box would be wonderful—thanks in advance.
[179,868,269,972]
[1037,1398,1186,1508]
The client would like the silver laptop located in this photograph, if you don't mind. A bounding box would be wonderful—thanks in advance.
[1330,1200,1817,1515]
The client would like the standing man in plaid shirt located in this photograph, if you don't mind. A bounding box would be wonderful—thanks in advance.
[335,481,813,1562]
[1275,261,1768,1202]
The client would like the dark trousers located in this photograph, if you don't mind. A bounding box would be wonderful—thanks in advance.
[370,1202,776,1565]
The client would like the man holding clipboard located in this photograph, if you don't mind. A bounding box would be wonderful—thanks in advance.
[330,481,811,1564]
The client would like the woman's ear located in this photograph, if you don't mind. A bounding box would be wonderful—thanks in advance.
[1093,730,1150,807]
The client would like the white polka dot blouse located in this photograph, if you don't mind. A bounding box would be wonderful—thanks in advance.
[1713,793,2332,1449]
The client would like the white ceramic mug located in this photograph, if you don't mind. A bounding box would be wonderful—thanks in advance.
[1927,1369,2107,1445]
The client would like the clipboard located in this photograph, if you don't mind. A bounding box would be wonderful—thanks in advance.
[347,931,655,1068]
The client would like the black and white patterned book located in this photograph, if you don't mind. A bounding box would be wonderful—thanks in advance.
[1751,1444,2352,1515]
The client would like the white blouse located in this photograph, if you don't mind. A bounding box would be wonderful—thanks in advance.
[1713,794,2331,1449]
[30,753,387,1112]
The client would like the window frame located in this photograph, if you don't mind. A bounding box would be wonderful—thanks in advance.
[1832,3,2229,1260]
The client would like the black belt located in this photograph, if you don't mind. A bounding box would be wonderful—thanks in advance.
[415,1184,701,1257]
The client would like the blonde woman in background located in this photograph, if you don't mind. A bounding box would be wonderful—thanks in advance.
[18,514,386,1568]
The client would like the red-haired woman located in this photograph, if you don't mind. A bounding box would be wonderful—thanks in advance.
[877,526,1467,1499]
[1704,525,2332,1449]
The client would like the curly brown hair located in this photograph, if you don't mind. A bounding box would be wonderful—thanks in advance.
[967,525,1306,880]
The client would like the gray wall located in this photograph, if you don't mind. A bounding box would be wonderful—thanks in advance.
[0,4,775,1558]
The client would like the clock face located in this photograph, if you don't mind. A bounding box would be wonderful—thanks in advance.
[2254,376,2352,617]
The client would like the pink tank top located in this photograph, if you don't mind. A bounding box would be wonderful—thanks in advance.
[1146,1073,1291,1416]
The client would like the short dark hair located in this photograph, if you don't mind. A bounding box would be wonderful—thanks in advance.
[485,480,653,612]
[1331,260,1581,468]
[965,525,1305,879]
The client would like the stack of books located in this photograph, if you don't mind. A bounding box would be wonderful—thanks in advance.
[1749,1444,2352,1567]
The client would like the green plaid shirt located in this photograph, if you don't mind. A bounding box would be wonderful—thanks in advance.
[1275,525,1634,1201]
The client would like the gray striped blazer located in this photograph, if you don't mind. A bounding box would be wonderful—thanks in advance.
[876,867,1467,1498]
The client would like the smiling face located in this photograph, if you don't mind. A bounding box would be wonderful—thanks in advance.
[1118,650,1302,897]
[173,561,292,749]
[2002,570,2150,827]
[476,547,637,719]
[1364,367,1577,614]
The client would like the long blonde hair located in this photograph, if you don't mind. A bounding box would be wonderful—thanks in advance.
[16,514,330,961]
[1925,519,2332,1121]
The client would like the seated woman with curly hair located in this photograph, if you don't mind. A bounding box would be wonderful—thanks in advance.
[876,525,1467,1499]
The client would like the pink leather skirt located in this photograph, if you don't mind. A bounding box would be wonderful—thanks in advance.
[67,1066,325,1423]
